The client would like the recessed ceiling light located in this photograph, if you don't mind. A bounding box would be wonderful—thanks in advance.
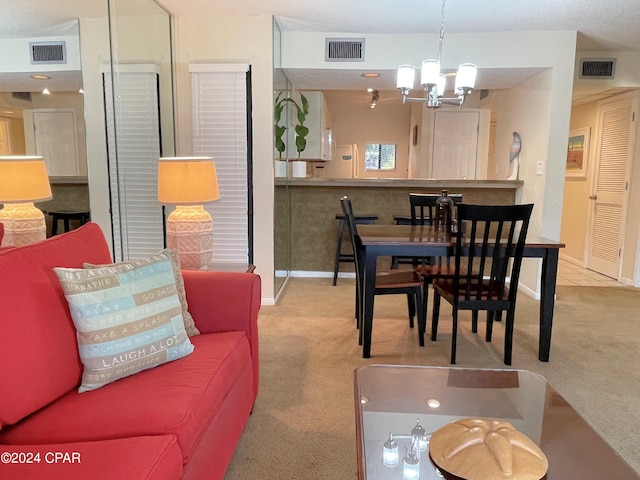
[31,75,50,80]
[362,72,380,78]
[427,398,441,409]
[42,88,51,95]
[3,110,15,114]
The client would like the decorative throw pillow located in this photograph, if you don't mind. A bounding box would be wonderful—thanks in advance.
[55,255,195,393]
[84,249,200,337]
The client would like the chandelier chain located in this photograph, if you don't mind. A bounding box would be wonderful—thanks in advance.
[437,0,446,62]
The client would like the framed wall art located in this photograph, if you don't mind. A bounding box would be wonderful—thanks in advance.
[566,127,590,178]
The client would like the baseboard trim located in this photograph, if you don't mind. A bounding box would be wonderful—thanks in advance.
[290,270,356,279]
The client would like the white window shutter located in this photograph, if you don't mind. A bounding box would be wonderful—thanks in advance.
[104,68,165,261]
[190,64,249,263]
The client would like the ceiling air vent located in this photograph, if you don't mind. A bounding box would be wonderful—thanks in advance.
[30,41,67,65]
[579,58,615,79]
[325,38,365,62]
[12,92,32,102]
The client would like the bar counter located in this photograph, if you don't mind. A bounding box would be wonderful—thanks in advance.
[275,178,523,273]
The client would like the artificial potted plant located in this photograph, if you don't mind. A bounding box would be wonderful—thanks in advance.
[290,92,309,177]
[274,92,288,177]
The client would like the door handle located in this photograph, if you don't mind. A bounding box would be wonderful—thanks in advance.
[589,194,598,200]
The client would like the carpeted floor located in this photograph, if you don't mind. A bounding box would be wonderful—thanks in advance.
[224,278,640,478]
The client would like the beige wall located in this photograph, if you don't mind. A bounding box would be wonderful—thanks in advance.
[483,65,575,296]
[155,2,276,302]
[0,115,26,154]
[561,102,598,263]
[81,16,112,248]
[324,90,411,178]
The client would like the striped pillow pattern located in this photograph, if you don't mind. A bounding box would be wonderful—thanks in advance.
[84,249,200,337]
[54,255,195,393]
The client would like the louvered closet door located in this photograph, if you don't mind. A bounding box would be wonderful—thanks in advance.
[104,69,165,261]
[190,64,250,264]
[587,95,637,278]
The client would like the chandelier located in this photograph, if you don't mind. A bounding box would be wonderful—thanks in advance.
[382,419,443,479]
[396,0,477,108]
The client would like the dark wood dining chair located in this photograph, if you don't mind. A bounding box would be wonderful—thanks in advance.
[391,192,463,268]
[340,196,425,345]
[431,203,534,365]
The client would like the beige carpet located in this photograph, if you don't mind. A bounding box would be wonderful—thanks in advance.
[224,278,640,478]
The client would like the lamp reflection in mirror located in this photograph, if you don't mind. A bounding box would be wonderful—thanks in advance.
[158,157,220,269]
[0,156,52,247]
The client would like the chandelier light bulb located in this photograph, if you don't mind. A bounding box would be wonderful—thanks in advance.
[396,65,416,91]
[436,74,447,97]
[383,433,399,467]
[403,449,420,480]
[411,420,428,452]
[455,63,478,94]
[420,59,441,86]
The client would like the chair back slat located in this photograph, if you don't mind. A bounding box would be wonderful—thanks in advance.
[455,204,533,306]
[409,193,463,225]
[341,197,359,266]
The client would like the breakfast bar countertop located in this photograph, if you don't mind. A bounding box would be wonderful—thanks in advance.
[276,178,523,188]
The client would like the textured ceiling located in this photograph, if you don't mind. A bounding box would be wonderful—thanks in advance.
[2,0,639,98]
[211,0,640,51]
[3,0,640,49]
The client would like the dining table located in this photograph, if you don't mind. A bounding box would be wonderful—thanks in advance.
[357,224,565,360]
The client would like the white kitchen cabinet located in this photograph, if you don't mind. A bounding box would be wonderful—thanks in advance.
[288,90,334,160]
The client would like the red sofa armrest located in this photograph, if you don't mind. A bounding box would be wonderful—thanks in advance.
[181,270,261,399]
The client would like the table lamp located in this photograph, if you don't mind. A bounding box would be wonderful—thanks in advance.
[0,155,52,247]
[158,157,220,269]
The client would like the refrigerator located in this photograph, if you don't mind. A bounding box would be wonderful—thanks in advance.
[323,144,359,178]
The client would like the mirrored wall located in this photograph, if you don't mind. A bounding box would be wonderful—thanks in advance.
[0,3,95,233]
[1,0,175,256]
[104,0,175,260]
[274,19,292,295]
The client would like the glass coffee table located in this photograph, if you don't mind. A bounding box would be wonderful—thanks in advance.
[354,365,638,480]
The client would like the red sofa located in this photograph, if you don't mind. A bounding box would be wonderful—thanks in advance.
[0,223,261,480]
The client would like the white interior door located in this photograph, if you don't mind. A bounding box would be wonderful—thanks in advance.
[431,110,479,179]
[586,95,638,278]
[33,110,79,176]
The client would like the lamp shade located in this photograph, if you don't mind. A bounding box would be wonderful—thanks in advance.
[420,59,441,86]
[0,156,52,203]
[455,63,477,93]
[158,157,220,205]
[396,64,416,90]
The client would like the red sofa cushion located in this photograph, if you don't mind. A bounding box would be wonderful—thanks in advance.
[0,435,183,480]
[0,223,113,429]
[0,332,253,464]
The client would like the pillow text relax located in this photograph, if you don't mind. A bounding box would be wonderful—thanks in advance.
[55,255,195,393]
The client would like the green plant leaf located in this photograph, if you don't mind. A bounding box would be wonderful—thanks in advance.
[274,102,284,123]
[295,125,309,153]
[300,93,309,114]
[275,125,287,153]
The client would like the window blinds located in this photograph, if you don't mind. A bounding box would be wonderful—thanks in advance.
[190,64,250,264]
[103,68,164,261]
